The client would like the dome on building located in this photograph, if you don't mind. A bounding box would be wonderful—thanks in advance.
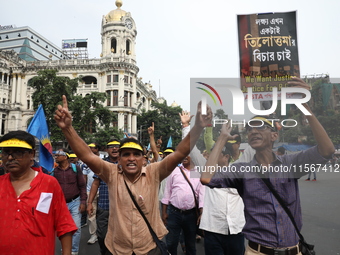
[105,0,127,22]
[171,101,179,107]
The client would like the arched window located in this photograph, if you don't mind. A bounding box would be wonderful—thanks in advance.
[111,38,117,53]
[126,40,131,55]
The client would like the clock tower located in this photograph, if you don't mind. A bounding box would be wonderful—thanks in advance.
[100,0,139,134]
[101,0,136,60]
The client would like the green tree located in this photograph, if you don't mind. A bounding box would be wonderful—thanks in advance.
[28,69,117,144]
[137,101,183,149]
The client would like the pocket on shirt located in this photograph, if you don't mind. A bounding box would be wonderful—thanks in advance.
[23,207,49,237]
[277,179,298,205]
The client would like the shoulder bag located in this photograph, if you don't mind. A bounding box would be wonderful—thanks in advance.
[260,177,315,255]
[179,166,204,237]
[124,180,170,255]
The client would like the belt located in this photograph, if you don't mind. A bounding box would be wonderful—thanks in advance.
[248,241,300,255]
[66,194,79,203]
[169,204,196,215]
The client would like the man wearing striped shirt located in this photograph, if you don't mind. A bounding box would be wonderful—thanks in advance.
[201,78,334,255]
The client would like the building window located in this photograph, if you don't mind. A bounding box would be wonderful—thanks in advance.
[2,98,6,104]
[113,75,118,82]
[124,91,128,106]
[107,75,111,83]
[27,100,30,109]
[113,90,118,106]
[112,120,118,128]
[107,91,111,106]
[124,115,128,130]
[124,75,128,83]
[111,38,117,53]
[126,40,131,55]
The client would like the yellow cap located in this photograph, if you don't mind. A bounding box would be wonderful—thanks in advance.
[69,153,77,158]
[0,139,33,149]
[227,140,237,144]
[107,141,120,146]
[249,116,276,129]
[88,143,96,147]
[164,149,174,153]
[120,142,143,152]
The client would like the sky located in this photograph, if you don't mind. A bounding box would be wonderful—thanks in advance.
[2,0,340,112]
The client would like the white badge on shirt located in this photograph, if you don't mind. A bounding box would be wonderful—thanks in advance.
[36,192,53,214]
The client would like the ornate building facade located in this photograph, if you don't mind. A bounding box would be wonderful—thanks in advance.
[0,0,158,136]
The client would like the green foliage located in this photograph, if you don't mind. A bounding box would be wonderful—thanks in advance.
[28,69,117,144]
[137,101,183,149]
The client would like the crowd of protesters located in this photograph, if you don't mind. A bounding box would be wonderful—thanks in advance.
[0,77,336,255]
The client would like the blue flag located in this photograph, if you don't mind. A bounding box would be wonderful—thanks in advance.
[27,104,54,172]
[167,136,173,148]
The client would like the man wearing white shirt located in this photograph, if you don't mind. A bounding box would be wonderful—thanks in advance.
[180,111,254,255]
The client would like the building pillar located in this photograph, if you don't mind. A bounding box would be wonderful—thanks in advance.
[118,71,124,107]
[127,113,132,134]
[17,74,22,107]
[11,74,17,104]
[131,114,137,134]
[21,77,27,109]
[118,112,124,131]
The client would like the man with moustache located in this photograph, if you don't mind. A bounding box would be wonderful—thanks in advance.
[0,131,77,255]
[201,77,334,255]
[54,95,212,255]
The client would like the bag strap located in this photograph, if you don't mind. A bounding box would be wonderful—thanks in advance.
[179,166,200,215]
[260,176,305,242]
[123,179,165,249]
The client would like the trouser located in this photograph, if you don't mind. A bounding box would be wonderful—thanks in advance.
[67,197,81,253]
[106,246,163,255]
[88,191,98,235]
[204,230,245,255]
[97,207,110,255]
[165,205,197,255]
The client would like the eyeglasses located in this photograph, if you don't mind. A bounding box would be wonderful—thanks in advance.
[107,145,120,149]
[2,149,32,159]
[246,125,275,133]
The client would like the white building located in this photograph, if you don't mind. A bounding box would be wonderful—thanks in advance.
[0,0,158,136]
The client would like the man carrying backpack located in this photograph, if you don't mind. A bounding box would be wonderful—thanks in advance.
[53,148,87,255]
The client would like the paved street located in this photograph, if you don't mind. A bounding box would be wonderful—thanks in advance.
[56,169,340,254]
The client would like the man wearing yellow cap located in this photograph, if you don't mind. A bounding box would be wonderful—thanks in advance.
[55,96,212,255]
[0,130,77,255]
[201,78,335,255]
